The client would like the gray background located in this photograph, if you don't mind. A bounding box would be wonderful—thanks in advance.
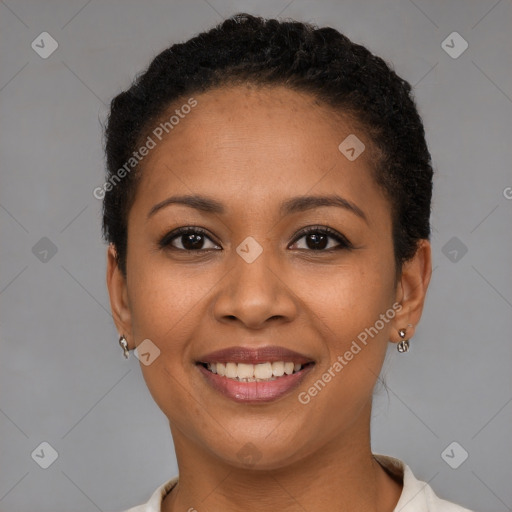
[0,1,511,511]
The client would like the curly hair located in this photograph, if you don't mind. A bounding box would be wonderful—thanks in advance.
[102,12,433,276]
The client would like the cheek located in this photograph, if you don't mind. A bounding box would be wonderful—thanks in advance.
[291,263,395,434]
[336,269,394,337]
[124,258,210,417]
[304,256,396,394]
[303,256,395,340]
[126,255,213,343]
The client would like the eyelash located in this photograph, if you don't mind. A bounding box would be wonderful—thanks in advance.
[158,225,353,253]
[291,226,353,251]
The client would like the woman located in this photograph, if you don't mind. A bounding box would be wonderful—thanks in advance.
[103,13,475,512]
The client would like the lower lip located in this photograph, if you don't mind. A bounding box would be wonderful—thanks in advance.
[197,364,314,403]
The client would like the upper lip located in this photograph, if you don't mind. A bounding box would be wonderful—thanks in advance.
[196,346,315,365]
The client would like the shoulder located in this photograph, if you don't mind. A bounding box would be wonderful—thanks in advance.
[117,476,178,512]
[373,453,476,512]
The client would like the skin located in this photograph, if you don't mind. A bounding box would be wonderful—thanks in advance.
[107,84,431,511]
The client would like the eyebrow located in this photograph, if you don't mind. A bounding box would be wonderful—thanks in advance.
[147,193,367,223]
[148,195,225,218]
[280,194,367,223]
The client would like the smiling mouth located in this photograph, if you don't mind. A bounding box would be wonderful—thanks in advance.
[198,361,315,382]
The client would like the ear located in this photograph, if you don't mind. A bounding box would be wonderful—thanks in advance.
[106,244,133,349]
[391,239,432,343]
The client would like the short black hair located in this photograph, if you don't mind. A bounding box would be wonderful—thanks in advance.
[103,13,433,276]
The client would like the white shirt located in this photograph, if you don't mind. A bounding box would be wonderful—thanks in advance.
[120,453,475,512]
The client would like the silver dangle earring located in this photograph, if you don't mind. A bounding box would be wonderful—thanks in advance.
[397,328,410,353]
[119,335,130,359]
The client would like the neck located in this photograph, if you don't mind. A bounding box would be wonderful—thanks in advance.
[162,406,402,512]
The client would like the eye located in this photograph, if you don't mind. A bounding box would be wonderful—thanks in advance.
[289,226,352,251]
[159,227,221,251]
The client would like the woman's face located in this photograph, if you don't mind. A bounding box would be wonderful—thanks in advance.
[108,85,430,469]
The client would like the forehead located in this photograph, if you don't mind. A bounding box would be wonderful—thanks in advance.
[130,85,388,223]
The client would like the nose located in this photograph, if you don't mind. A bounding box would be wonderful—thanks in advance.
[211,249,299,330]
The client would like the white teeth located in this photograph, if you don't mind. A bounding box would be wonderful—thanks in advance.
[271,361,284,376]
[217,362,226,377]
[254,362,273,379]
[225,362,237,379]
[237,363,254,379]
[204,361,305,380]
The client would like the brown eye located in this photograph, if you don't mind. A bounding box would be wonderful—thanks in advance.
[289,226,352,251]
[303,232,329,250]
[159,228,221,251]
